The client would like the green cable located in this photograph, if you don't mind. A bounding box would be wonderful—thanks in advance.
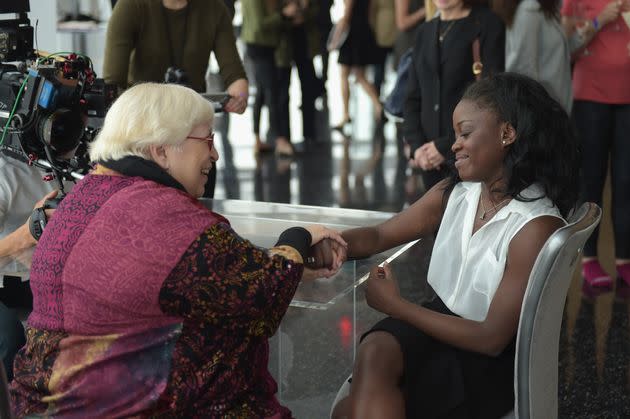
[0,75,29,147]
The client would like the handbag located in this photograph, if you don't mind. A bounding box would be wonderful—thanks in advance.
[383,47,413,120]
[472,38,482,80]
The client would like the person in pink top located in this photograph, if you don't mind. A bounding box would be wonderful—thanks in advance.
[9,83,346,419]
[561,0,630,291]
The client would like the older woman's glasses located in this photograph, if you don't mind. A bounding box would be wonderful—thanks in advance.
[187,132,215,151]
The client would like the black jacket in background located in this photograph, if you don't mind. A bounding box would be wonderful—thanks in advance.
[403,5,505,160]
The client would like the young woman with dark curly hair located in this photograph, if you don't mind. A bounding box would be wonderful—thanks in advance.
[332,73,579,419]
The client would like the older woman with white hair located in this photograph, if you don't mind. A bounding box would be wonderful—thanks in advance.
[9,83,346,418]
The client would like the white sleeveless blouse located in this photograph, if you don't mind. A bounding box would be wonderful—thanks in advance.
[427,182,564,321]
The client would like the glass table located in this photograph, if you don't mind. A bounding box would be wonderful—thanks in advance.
[202,199,419,310]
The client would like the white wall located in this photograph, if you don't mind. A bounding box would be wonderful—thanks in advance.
[25,0,58,55]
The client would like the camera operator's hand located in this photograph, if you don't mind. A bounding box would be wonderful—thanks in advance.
[33,190,59,221]
[0,190,59,260]
[21,190,59,245]
[224,79,249,114]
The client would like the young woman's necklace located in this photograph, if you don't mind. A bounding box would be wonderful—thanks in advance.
[479,196,511,220]
[439,20,457,42]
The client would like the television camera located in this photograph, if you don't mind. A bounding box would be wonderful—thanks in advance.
[0,3,115,204]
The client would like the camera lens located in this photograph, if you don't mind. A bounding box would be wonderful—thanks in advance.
[37,108,84,155]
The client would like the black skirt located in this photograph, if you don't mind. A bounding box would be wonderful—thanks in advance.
[337,0,382,66]
[361,297,515,419]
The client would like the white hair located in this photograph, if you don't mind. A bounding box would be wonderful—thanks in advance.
[89,83,214,162]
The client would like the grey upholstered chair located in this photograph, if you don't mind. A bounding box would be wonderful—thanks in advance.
[0,363,12,419]
[330,202,601,419]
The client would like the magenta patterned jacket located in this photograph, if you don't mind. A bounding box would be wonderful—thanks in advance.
[10,172,304,418]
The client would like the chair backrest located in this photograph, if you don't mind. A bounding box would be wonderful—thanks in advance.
[514,202,601,419]
[0,363,12,419]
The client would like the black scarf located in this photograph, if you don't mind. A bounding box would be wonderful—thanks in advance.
[98,156,187,193]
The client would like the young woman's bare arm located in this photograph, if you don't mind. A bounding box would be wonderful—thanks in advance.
[342,180,448,259]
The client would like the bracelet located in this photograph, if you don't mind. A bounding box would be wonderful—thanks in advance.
[592,17,599,30]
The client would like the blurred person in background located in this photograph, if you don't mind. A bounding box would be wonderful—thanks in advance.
[370,0,398,98]
[0,188,56,383]
[392,0,426,160]
[316,0,335,98]
[403,0,505,191]
[494,0,572,113]
[394,0,426,65]
[332,0,385,130]
[275,0,321,154]
[241,0,290,154]
[103,0,248,197]
[0,150,55,381]
[561,0,630,290]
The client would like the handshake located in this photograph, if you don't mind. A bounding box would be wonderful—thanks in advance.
[302,225,349,280]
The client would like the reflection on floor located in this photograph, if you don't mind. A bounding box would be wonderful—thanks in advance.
[211,76,629,418]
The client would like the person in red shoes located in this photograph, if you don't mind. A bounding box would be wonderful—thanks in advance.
[561,0,630,290]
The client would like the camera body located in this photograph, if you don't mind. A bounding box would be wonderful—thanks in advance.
[0,12,33,62]
[0,10,115,188]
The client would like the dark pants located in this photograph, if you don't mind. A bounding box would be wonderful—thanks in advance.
[253,87,265,137]
[278,26,318,141]
[0,278,31,381]
[573,100,630,259]
[247,44,280,140]
[277,68,292,140]
[372,47,392,98]
[0,303,24,381]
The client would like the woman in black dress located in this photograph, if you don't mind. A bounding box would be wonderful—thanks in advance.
[332,0,384,129]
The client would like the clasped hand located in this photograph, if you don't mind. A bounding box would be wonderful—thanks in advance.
[302,225,348,280]
[410,141,445,171]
